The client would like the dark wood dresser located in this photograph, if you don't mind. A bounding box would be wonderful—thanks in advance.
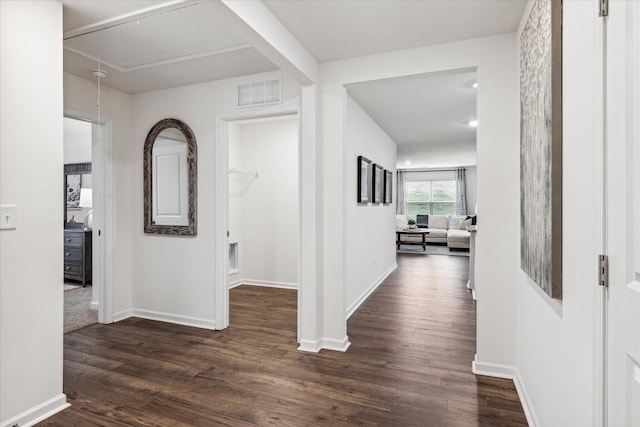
[64,229,92,286]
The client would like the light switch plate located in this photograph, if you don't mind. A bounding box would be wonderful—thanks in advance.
[0,205,17,229]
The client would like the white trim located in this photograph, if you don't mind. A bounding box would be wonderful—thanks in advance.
[471,356,539,427]
[322,336,351,352]
[216,102,302,337]
[90,301,99,311]
[298,338,322,353]
[228,279,245,289]
[63,1,194,40]
[132,308,216,330]
[472,357,517,379]
[235,279,298,290]
[63,109,114,325]
[131,309,216,330]
[346,263,397,319]
[112,309,133,322]
[593,6,607,426]
[0,393,69,427]
[513,371,540,427]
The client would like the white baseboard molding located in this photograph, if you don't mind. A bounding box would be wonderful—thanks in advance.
[232,279,298,290]
[472,355,538,427]
[346,263,398,319]
[131,309,216,330]
[1,393,69,427]
[472,357,518,379]
[322,336,351,352]
[512,370,539,427]
[112,308,133,323]
[298,338,322,353]
[228,279,245,289]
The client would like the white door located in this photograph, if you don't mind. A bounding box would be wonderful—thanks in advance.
[605,1,640,425]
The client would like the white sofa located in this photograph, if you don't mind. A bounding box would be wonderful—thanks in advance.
[396,214,472,249]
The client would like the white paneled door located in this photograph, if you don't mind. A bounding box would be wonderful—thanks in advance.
[605,1,640,426]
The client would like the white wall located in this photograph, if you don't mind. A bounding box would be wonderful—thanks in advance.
[320,33,519,360]
[130,72,301,328]
[230,117,299,288]
[64,73,134,318]
[344,95,397,314]
[514,2,598,425]
[63,119,92,164]
[0,1,68,425]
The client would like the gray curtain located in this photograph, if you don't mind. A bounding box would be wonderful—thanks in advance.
[396,170,406,215]
[455,168,468,215]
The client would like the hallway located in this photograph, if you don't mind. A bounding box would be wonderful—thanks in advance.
[41,254,526,426]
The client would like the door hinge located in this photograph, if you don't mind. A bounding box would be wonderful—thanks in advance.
[598,255,609,287]
[599,0,608,17]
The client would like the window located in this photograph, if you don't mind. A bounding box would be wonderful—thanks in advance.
[405,180,456,215]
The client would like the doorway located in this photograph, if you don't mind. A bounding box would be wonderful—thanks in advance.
[63,115,108,332]
[226,114,300,331]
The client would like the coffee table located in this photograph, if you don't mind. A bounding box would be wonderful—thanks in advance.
[396,229,430,251]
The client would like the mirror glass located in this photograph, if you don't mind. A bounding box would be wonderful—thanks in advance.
[64,162,92,229]
[144,118,197,236]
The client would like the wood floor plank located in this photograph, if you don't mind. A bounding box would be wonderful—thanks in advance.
[40,253,527,426]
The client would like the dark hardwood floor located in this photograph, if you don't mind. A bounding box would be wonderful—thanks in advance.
[40,254,527,426]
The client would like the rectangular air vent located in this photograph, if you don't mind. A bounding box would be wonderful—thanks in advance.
[237,78,282,108]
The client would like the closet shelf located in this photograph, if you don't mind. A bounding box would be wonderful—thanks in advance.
[229,168,259,177]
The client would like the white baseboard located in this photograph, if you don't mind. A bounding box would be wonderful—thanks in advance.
[232,279,298,290]
[472,355,538,427]
[1,393,69,427]
[228,279,244,289]
[346,263,398,319]
[131,309,216,330]
[298,338,322,353]
[322,336,351,352]
[512,370,539,427]
[112,308,133,323]
[472,357,517,379]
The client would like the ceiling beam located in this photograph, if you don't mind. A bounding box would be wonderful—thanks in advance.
[208,0,319,85]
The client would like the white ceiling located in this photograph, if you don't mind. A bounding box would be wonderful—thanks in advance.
[61,0,526,168]
[347,69,478,168]
[62,0,279,93]
[263,0,527,63]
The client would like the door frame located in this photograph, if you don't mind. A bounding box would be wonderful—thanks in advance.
[214,103,301,336]
[596,1,640,425]
[64,108,114,324]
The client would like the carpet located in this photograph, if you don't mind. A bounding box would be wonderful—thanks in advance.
[397,244,469,257]
[64,286,97,333]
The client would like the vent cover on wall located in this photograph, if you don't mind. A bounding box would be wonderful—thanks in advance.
[237,78,282,108]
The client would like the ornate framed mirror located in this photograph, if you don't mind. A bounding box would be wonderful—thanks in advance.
[143,118,197,236]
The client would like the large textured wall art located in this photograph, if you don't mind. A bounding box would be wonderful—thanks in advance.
[520,0,563,298]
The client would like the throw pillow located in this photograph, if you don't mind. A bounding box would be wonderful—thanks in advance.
[466,215,477,225]
[416,214,428,228]
[460,218,473,230]
[428,215,448,230]
[396,215,409,230]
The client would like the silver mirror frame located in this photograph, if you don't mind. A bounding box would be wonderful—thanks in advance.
[143,118,197,236]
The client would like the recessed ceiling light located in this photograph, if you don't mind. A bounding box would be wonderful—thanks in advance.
[405,160,411,166]
[472,82,478,89]
[467,120,478,127]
